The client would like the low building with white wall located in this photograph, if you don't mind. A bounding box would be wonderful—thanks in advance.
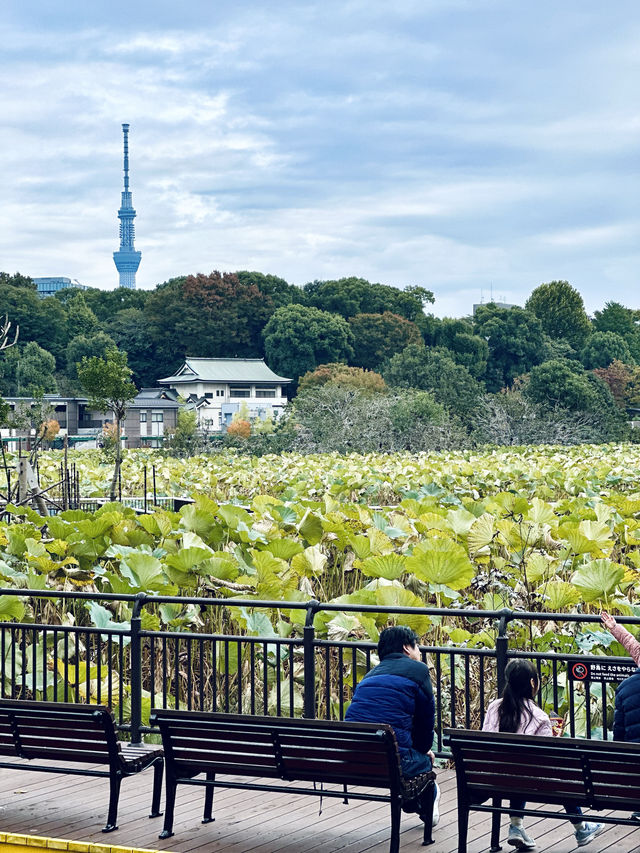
[157,358,291,432]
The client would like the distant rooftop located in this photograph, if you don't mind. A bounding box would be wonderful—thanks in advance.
[159,358,291,385]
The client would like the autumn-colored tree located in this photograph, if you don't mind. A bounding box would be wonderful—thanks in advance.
[227,419,251,439]
[298,363,387,394]
[592,360,632,408]
[39,419,60,444]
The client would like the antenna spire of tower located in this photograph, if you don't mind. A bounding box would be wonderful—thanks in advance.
[113,123,141,289]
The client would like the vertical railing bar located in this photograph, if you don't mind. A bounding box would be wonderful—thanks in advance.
[63,631,69,703]
[162,636,168,708]
[224,641,230,713]
[118,634,124,725]
[479,656,485,726]
[52,629,58,701]
[237,640,243,715]
[95,631,101,705]
[262,641,268,715]
[107,635,113,711]
[585,680,592,740]
[85,630,91,703]
[464,654,471,729]
[174,637,181,711]
[41,628,48,700]
[449,651,456,729]
[338,646,344,720]
[250,639,256,716]
[1,626,6,698]
[212,639,217,712]
[21,628,27,698]
[553,658,559,710]
[31,626,38,698]
[275,639,282,717]
[186,637,192,711]
[149,635,156,711]
[324,647,331,720]
[288,641,294,718]
[199,637,205,711]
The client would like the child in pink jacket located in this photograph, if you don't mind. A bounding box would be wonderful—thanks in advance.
[482,660,603,849]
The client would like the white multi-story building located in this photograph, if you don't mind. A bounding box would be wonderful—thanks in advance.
[157,358,291,432]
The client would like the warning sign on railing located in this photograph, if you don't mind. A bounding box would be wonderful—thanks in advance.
[568,660,638,683]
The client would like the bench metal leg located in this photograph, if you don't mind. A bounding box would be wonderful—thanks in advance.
[149,758,163,818]
[490,798,502,852]
[390,800,401,853]
[159,777,177,839]
[103,772,122,832]
[202,771,215,824]
[458,804,469,853]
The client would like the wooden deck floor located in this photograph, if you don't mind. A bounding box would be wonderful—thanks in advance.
[0,762,639,853]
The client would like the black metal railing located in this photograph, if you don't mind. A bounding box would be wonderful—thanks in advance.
[0,589,636,752]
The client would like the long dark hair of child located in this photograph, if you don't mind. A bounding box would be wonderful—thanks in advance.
[498,660,539,733]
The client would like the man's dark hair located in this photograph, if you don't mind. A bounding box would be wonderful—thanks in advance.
[377,625,419,659]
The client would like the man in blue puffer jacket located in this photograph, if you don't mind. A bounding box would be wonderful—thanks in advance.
[345,625,439,823]
[613,667,640,820]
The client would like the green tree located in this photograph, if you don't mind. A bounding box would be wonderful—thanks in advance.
[304,277,433,321]
[235,271,303,309]
[473,303,546,391]
[426,317,489,379]
[525,359,628,440]
[65,331,116,381]
[64,293,99,339]
[593,301,640,361]
[525,280,592,350]
[580,331,633,370]
[16,342,57,395]
[383,344,481,423]
[263,304,354,381]
[348,311,422,370]
[103,308,157,387]
[82,286,149,323]
[77,348,137,501]
[0,278,67,364]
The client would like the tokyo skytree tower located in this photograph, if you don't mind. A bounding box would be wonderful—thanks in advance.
[113,123,142,289]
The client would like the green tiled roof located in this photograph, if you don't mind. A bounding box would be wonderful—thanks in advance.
[159,358,291,385]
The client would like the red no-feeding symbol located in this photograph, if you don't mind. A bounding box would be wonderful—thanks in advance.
[571,662,589,681]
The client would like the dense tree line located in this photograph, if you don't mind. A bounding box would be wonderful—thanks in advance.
[0,270,638,449]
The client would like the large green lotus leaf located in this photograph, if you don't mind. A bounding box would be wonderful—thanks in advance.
[297,509,324,545]
[348,534,371,559]
[571,559,625,603]
[291,545,327,576]
[25,538,47,559]
[264,538,304,560]
[46,517,70,540]
[180,505,221,541]
[356,554,407,580]
[165,547,212,573]
[367,527,394,556]
[197,554,240,580]
[120,553,167,591]
[446,508,476,537]
[181,530,213,552]
[560,520,612,555]
[526,552,554,583]
[538,581,581,611]
[274,505,298,526]
[417,512,451,532]
[0,595,24,621]
[527,498,556,525]
[371,585,430,635]
[468,513,497,555]
[252,549,290,576]
[406,538,475,590]
[87,601,130,633]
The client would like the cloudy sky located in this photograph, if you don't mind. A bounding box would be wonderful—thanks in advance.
[1,1,639,316]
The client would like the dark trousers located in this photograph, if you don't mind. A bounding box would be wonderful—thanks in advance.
[510,799,583,825]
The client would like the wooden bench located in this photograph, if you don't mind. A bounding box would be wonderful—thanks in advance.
[150,709,437,853]
[0,699,164,832]
[445,727,640,853]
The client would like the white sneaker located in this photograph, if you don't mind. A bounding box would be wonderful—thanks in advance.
[575,822,604,847]
[431,782,440,827]
[507,824,536,850]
